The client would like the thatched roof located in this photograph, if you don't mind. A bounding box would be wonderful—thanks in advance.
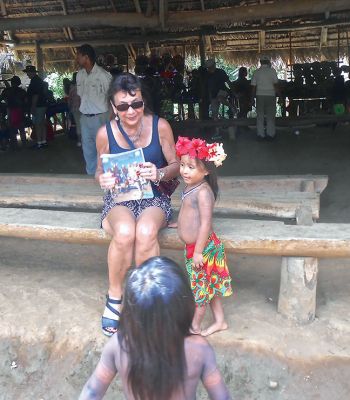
[1,0,350,71]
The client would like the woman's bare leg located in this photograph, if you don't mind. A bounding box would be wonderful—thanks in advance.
[101,206,136,334]
[102,206,136,303]
[201,297,228,337]
[134,206,167,266]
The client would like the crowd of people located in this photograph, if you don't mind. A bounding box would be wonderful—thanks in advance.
[1,45,349,152]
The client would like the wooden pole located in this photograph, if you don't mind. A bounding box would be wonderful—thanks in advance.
[199,34,206,66]
[278,257,318,324]
[35,41,44,77]
[337,26,341,66]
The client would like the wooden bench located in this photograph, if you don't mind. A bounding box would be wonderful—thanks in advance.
[0,174,328,221]
[0,173,332,325]
[1,207,349,325]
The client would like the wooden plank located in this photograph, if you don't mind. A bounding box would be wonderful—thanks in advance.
[0,173,328,193]
[1,208,350,258]
[0,190,320,219]
[0,174,323,219]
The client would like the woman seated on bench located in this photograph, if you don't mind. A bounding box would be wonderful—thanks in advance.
[96,72,179,336]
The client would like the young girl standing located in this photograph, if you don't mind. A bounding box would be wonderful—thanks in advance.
[176,136,232,336]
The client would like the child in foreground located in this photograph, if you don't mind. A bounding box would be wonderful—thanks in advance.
[79,256,232,400]
[176,137,233,336]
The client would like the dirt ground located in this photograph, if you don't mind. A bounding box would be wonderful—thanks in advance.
[0,123,350,399]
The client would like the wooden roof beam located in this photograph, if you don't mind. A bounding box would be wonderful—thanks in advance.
[0,0,349,30]
[217,20,350,34]
[11,30,206,51]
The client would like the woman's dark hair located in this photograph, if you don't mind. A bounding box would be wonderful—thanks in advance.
[108,72,152,114]
[77,44,96,63]
[197,159,219,200]
[118,256,195,400]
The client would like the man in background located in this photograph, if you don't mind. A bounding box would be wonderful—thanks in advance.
[206,58,235,120]
[24,65,48,149]
[76,44,111,175]
[251,55,279,140]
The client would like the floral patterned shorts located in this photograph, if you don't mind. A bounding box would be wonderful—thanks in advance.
[101,191,172,225]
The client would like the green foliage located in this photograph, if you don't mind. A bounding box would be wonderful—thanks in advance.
[45,71,72,100]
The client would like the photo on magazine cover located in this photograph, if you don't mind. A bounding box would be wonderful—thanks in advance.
[101,149,154,202]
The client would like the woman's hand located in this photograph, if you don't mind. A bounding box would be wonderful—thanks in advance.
[193,252,204,269]
[139,162,158,182]
[99,172,116,190]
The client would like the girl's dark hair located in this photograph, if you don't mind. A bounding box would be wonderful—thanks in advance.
[118,256,195,400]
[197,159,219,200]
[108,72,152,114]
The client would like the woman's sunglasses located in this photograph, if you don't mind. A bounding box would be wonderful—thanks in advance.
[114,100,144,112]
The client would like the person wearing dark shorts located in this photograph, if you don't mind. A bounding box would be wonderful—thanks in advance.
[96,72,179,336]
[24,65,48,149]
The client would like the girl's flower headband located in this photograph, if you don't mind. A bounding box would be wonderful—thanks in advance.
[175,136,227,167]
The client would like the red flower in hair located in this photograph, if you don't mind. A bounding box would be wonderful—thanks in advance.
[175,136,192,157]
[192,138,209,159]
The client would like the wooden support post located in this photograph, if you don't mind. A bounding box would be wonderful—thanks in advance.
[199,34,206,66]
[320,26,328,49]
[278,257,318,324]
[259,30,265,52]
[35,41,44,78]
[159,0,167,30]
[337,26,341,67]
[278,175,317,322]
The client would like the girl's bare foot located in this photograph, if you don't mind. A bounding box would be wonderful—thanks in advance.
[201,321,228,337]
[190,326,202,335]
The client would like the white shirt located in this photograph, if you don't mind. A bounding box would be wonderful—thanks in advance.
[251,65,278,96]
[76,64,112,114]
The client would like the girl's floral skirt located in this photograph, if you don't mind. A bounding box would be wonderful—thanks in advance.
[185,232,232,306]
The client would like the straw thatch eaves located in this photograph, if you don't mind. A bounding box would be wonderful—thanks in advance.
[1,0,350,71]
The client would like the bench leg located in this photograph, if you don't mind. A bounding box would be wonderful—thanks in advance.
[278,256,318,324]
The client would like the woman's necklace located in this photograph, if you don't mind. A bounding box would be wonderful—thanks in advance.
[181,181,205,201]
[119,117,143,144]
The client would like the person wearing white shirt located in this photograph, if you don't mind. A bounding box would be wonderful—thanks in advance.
[76,44,112,175]
[251,56,279,140]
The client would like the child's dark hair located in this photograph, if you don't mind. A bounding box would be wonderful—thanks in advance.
[118,256,195,400]
[108,72,152,114]
[197,158,219,200]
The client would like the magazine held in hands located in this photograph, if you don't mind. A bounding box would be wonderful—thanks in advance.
[101,149,154,202]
